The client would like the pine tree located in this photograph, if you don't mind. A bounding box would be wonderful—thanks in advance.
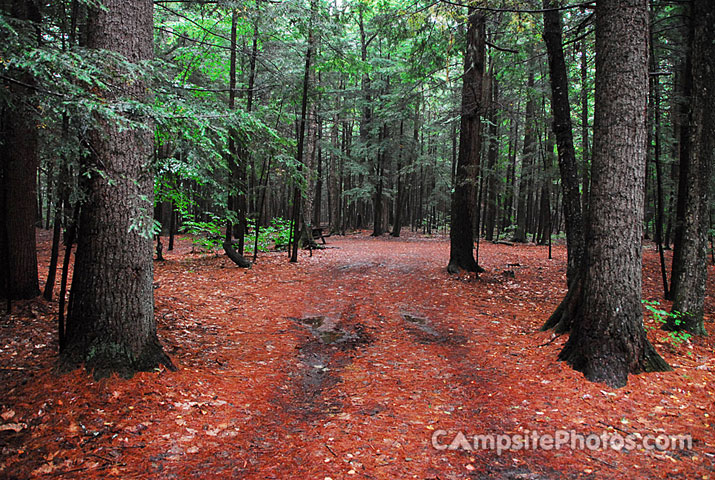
[63,0,173,378]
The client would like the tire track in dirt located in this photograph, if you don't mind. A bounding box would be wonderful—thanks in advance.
[233,235,555,479]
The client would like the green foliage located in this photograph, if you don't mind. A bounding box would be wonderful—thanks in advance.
[642,300,693,350]
[129,215,162,241]
[181,213,224,252]
[244,217,292,253]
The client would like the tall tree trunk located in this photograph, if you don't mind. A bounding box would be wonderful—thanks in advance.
[537,133,554,245]
[484,74,499,241]
[44,131,71,302]
[300,23,319,248]
[580,40,590,216]
[225,9,238,240]
[0,0,41,300]
[668,0,713,335]
[43,158,52,229]
[501,113,518,235]
[223,9,250,268]
[540,0,585,332]
[328,112,339,233]
[168,201,176,250]
[289,0,315,263]
[558,0,670,387]
[512,68,536,243]
[372,123,386,236]
[391,120,405,237]
[63,0,174,378]
[302,98,318,242]
[649,27,669,299]
[447,9,485,274]
[313,116,323,227]
[246,2,259,218]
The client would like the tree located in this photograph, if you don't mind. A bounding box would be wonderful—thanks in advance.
[447,8,485,274]
[63,0,174,378]
[511,65,536,244]
[482,71,499,242]
[0,0,41,301]
[540,0,585,332]
[667,0,714,335]
[391,119,406,237]
[223,8,251,269]
[558,0,670,387]
[289,0,316,263]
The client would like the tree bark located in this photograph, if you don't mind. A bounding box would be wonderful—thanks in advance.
[580,40,590,216]
[501,112,519,235]
[391,120,405,237]
[290,0,315,263]
[448,9,485,274]
[484,74,499,242]
[372,123,386,236]
[63,0,174,378]
[649,26,669,299]
[313,116,323,227]
[512,68,536,243]
[558,0,670,387]
[0,0,41,300]
[540,0,585,332]
[668,0,713,335]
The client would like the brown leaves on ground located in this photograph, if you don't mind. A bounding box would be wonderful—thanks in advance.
[0,230,714,479]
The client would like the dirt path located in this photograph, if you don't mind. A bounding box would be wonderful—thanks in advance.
[157,234,518,479]
[1,232,713,479]
[234,235,513,479]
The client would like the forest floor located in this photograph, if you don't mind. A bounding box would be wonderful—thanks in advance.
[0,230,714,480]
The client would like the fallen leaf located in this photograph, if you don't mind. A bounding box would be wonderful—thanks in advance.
[0,422,27,432]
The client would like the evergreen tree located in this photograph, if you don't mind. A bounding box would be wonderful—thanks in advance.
[63,0,174,378]
[559,0,670,387]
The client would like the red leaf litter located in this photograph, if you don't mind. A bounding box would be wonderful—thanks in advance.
[1,230,713,479]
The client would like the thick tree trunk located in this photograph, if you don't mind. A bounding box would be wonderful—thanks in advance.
[668,0,713,335]
[540,0,585,332]
[0,0,41,300]
[63,0,173,378]
[448,9,485,274]
[558,0,670,387]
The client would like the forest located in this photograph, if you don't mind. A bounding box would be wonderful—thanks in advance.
[1,0,714,478]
